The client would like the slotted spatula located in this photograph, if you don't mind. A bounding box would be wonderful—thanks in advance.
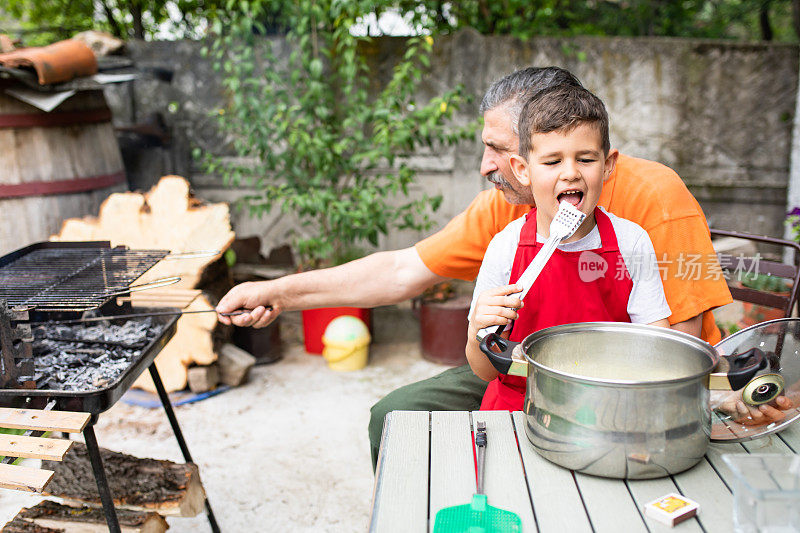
[514,199,587,301]
[432,422,522,532]
[478,200,587,340]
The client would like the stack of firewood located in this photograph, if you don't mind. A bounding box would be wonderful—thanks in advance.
[3,443,206,532]
[51,175,255,393]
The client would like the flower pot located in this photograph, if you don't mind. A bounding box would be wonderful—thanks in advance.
[738,299,789,329]
[301,307,371,355]
[416,296,471,366]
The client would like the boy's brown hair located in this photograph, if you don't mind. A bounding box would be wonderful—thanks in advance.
[518,84,610,160]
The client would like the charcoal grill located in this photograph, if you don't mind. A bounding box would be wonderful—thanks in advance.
[0,241,169,311]
[0,241,220,533]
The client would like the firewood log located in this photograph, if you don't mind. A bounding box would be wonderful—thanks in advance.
[133,293,218,392]
[7,500,167,533]
[42,443,205,517]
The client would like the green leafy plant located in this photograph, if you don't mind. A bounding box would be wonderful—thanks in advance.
[201,1,473,269]
[739,271,789,293]
[398,0,799,42]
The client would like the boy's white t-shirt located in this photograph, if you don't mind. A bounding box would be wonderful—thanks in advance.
[470,207,671,325]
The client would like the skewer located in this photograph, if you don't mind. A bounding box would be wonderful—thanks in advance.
[22,307,272,327]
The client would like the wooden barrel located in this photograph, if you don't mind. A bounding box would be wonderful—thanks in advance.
[0,82,127,255]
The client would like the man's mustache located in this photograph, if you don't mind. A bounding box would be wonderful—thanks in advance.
[486,171,510,188]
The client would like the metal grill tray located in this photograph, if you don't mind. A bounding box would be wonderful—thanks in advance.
[0,309,179,414]
[0,241,169,311]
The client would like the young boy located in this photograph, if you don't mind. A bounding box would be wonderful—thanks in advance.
[466,84,672,411]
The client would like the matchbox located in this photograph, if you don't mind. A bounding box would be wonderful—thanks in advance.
[643,492,700,527]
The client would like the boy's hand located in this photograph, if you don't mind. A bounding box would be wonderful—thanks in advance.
[469,284,524,334]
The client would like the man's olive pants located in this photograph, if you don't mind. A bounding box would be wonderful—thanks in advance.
[368,364,488,470]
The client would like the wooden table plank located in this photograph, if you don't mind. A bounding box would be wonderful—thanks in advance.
[672,458,734,532]
[511,412,591,533]
[573,472,647,533]
[0,408,89,433]
[705,442,746,491]
[429,411,475,529]
[777,418,800,451]
[473,411,537,533]
[626,476,703,533]
[0,433,72,461]
[0,463,53,493]
[370,411,430,533]
[742,434,793,454]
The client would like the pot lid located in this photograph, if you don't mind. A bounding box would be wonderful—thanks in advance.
[711,319,800,442]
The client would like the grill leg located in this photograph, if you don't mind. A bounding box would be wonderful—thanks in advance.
[149,363,221,533]
[83,424,121,533]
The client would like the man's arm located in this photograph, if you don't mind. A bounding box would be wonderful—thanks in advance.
[217,247,448,328]
[670,313,703,338]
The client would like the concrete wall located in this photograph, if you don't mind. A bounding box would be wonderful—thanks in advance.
[105,31,799,259]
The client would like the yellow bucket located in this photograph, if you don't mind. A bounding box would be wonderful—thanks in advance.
[322,316,370,371]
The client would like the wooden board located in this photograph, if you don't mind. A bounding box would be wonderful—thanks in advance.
[573,472,648,533]
[0,433,72,461]
[472,411,537,533]
[671,458,734,532]
[0,463,53,493]
[777,418,800,451]
[0,409,89,433]
[125,288,201,308]
[429,410,474,526]
[627,476,703,532]
[511,411,592,533]
[370,411,430,533]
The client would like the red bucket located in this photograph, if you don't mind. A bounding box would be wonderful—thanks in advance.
[301,307,371,354]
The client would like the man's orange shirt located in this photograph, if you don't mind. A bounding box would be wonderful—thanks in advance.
[416,153,732,344]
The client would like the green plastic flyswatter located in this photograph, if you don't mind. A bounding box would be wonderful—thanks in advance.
[433,422,522,532]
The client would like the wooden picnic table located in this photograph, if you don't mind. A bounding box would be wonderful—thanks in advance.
[370,410,800,532]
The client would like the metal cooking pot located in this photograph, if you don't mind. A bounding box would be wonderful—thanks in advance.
[479,321,799,479]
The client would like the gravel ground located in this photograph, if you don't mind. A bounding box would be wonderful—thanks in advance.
[0,331,446,532]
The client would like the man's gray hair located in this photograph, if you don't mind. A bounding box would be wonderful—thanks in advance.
[479,67,583,134]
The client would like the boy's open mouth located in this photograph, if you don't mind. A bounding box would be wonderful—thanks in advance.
[557,190,583,207]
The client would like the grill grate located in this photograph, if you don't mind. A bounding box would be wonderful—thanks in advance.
[0,245,169,311]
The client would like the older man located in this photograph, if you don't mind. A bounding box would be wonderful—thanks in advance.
[217,67,733,468]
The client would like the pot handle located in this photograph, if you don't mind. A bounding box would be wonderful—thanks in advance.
[710,348,768,391]
[479,332,526,376]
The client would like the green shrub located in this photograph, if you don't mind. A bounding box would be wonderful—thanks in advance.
[201,1,475,269]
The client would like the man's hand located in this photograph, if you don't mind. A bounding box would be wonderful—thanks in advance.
[711,389,794,426]
[216,281,279,328]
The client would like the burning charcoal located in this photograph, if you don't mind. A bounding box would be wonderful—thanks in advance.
[25,317,164,392]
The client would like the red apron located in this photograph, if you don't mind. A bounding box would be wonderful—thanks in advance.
[480,208,634,411]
